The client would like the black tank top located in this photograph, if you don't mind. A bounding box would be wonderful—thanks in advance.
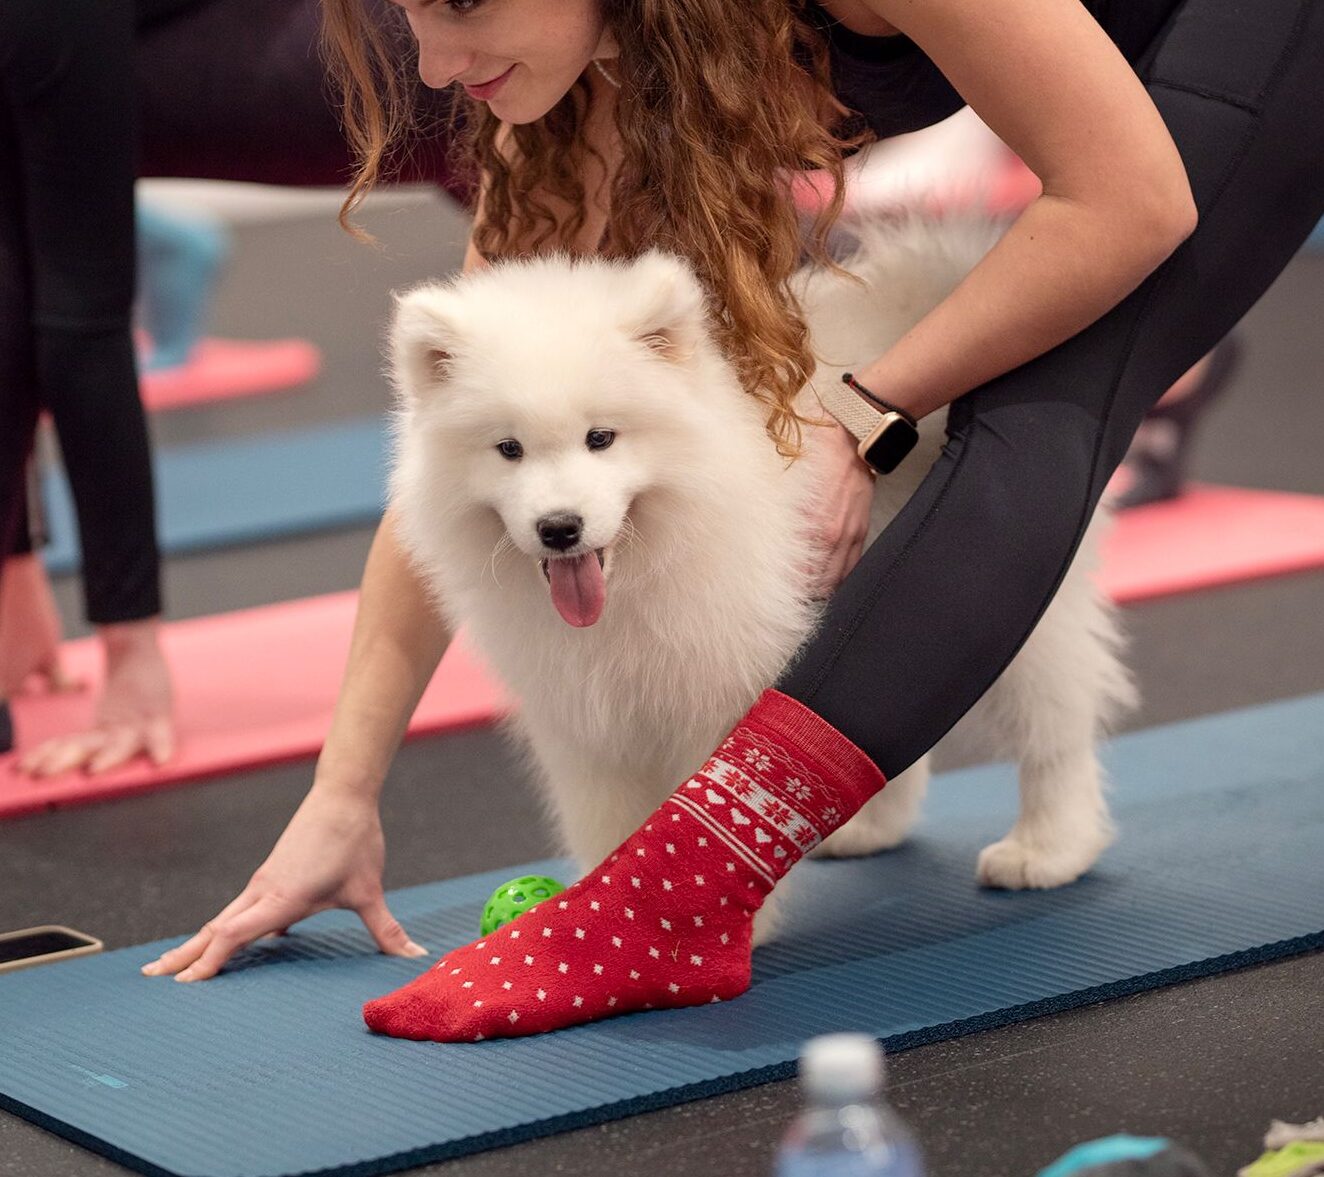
[803,0,1183,141]
[803,2,965,139]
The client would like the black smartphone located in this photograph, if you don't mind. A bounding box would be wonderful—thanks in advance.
[0,925,103,974]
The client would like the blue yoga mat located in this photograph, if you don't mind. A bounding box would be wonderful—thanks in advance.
[42,416,389,575]
[2,695,1322,1177]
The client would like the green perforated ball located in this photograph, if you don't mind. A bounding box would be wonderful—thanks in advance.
[480,875,567,936]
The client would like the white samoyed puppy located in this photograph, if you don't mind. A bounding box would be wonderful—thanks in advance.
[388,219,1136,944]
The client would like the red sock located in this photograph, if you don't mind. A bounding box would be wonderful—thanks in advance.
[363,690,885,1041]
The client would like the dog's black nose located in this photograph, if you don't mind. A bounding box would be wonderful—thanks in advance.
[537,513,583,551]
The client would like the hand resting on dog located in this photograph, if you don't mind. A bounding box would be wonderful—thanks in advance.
[803,417,878,596]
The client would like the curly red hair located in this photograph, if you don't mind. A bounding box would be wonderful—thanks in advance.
[321,0,869,454]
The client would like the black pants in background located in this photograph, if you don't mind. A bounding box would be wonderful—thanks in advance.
[0,3,157,625]
[0,0,460,625]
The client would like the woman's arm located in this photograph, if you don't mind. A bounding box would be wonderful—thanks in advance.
[143,225,492,980]
[850,0,1197,418]
[310,506,453,800]
[140,500,454,983]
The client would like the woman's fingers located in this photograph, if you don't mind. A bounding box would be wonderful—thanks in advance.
[179,899,330,982]
[18,731,104,777]
[817,531,857,596]
[141,926,217,977]
[172,911,270,982]
[86,725,144,774]
[356,894,428,958]
[16,718,177,777]
[841,535,867,583]
[141,892,261,976]
[146,897,310,982]
[136,789,393,983]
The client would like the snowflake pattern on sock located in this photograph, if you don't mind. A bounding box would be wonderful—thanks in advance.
[362,690,885,1042]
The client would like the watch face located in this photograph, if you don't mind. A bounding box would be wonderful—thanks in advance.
[861,416,919,474]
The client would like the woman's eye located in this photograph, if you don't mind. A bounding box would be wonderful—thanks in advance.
[496,439,523,460]
[586,429,616,451]
[445,0,484,13]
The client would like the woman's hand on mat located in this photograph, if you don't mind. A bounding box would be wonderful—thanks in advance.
[806,419,876,595]
[141,787,427,982]
[16,618,174,776]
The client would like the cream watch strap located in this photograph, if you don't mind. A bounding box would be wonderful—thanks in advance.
[818,377,887,443]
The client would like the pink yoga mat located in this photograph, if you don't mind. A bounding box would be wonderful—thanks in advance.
[4,484,1322,817]
[1,593,509,819]
[1100,483,1324,602]
[139,338,322,411]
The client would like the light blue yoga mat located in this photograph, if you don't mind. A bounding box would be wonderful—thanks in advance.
[42,416,389,574]
[2,695,1322,1177]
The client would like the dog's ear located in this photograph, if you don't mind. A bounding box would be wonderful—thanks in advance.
[390,284,467,402]
[624,251,708,363]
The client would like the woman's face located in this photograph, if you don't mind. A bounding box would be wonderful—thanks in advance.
[391,0,614,124]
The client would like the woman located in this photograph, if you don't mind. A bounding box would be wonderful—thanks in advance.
[144,0,1324,1043]
[0,3,168,771]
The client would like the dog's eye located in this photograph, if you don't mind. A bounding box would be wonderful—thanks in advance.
[586,429,615,451]
[496,439,524,460]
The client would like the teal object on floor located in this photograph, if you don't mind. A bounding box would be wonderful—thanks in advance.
[2,695,1322,1177]
[1039,1136,1172,1177]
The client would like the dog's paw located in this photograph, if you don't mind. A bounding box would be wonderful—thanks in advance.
[975,832,1110,890]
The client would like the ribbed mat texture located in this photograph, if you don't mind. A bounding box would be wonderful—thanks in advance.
[2,695,1322,1177]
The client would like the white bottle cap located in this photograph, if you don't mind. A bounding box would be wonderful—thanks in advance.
[799,1034,885,1103]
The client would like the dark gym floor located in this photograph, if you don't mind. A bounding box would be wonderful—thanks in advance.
[2,196,1321,1177]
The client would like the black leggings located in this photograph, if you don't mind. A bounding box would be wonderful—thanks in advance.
[777,0,1324,777]
[0,3,156,624]
[0,0,459,625]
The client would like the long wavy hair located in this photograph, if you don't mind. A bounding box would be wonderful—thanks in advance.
[322,0,868,455]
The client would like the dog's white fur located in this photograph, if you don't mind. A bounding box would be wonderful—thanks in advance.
[389,219,1136,944]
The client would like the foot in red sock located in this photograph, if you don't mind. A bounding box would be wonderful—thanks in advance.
[363,690,885,1041]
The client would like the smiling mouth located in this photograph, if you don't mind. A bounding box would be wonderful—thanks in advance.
[463,65,515,96]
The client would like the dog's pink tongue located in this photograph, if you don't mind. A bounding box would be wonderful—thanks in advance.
[548,553,605,627]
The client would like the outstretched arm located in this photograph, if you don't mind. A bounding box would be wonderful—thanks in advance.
[142,510,452,981]
[848,0,1196,419]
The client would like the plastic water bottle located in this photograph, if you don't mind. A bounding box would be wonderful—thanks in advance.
[775,1034,924,1177]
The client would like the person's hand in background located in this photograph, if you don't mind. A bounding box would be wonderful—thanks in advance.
[17,617,174,775]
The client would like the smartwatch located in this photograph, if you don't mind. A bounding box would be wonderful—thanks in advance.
[818,373,920,475]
